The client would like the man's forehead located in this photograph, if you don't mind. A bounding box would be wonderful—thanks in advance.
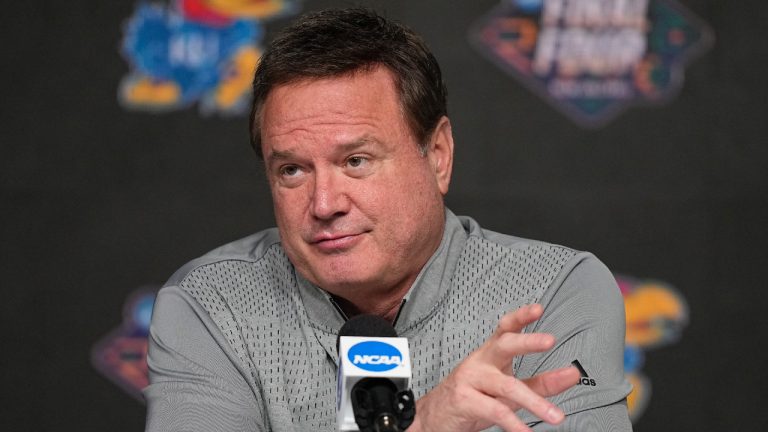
[260,69,407,144]
[259,67,412,163]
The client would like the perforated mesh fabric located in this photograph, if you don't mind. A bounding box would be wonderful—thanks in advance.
[404,237,576,394]
[180,249,338,428]
[176,234,576,430]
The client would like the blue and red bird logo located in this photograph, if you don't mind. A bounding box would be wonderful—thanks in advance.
[119,0,300,115]
[617,274,688,421]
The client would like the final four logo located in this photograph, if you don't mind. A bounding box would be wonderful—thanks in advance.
[470,0,712,127]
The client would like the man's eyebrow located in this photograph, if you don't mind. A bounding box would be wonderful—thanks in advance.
[266,149,296,166]
[266,138,378,166]
[336,138,377,153]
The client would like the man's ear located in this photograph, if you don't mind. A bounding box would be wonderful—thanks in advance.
[427,116,454,196]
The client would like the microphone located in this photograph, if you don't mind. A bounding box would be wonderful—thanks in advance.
[336,315,416,432]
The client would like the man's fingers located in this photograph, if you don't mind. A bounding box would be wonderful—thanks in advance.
[493,304,544,338]
[421,305,573,431]
[523,366,581,398]
[479,371,566,426]
[483,332,556,369]
[467,391,533,432]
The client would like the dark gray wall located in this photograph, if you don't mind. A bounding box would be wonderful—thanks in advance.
[2,0,766,430]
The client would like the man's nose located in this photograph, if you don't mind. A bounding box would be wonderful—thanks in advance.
[310,168,350,220]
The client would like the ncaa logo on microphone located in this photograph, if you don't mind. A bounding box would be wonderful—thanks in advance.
[348,341,403,372]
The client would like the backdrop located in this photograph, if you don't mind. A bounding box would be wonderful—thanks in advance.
[2,0,767,430]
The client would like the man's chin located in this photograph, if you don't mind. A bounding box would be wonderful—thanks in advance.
[310,268,382,294]
[315,272,371,290]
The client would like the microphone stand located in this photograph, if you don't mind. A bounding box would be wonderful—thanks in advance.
[351,378,415,432]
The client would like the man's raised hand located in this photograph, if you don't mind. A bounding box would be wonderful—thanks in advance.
[408,304,581,432]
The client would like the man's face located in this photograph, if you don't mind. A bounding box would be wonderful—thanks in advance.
[260,67,453,301]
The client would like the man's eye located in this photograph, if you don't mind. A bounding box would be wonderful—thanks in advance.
[347,156,367,168]
[280,165,301,177]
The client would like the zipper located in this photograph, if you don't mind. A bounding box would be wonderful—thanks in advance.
[328,296,350,322]
[392,298,407,327]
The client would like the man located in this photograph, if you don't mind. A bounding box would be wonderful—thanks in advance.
[145,8,632,431]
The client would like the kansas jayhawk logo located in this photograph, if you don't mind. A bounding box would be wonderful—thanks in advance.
[618,275,688,420]
[119,0,300,115]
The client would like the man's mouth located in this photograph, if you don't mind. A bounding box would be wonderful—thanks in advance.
[310,232,365,252]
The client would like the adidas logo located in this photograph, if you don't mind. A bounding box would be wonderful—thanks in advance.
[572,360,597,386]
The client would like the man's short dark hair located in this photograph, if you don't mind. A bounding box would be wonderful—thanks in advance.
[249,8,448,158]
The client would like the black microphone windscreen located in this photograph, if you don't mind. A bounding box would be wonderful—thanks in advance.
[337,314,397,352]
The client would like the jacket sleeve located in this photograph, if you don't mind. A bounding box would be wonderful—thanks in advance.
[144,286,266,432]
[518,253,633,431]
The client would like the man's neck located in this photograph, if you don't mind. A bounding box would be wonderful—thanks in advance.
[331,283,409,324]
